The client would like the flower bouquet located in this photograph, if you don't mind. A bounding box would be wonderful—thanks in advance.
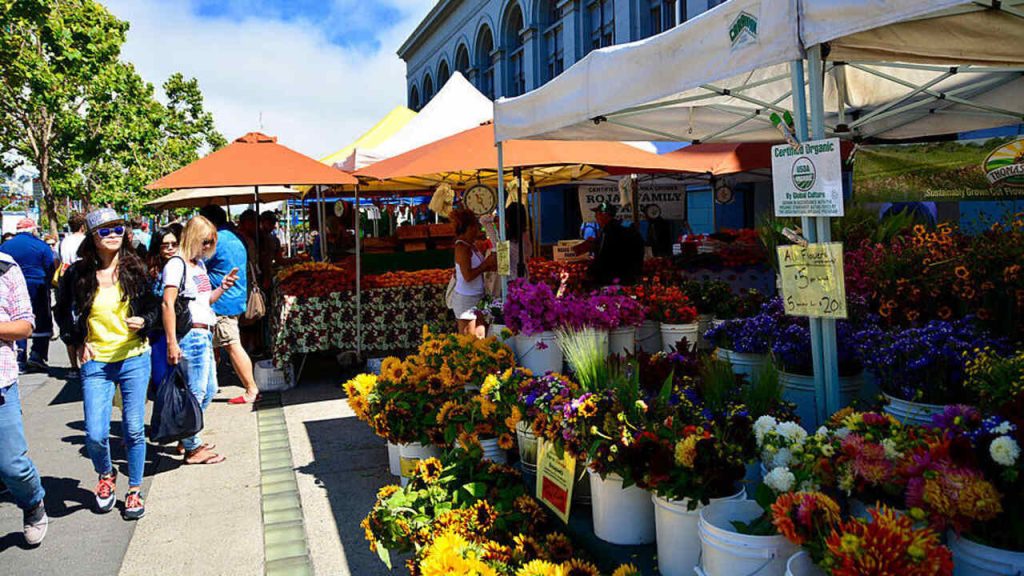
[680,279,734,316]
[504,279,562,337]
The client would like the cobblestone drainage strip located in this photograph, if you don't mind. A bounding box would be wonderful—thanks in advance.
[257,392,314,576]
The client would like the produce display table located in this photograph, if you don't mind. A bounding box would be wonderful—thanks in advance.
[271,282,448,369]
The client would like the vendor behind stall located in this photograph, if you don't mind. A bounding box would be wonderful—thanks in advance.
[575,202,644,286]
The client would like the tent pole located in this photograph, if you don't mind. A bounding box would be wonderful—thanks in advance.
[255,185,261,272]
[497,142,507,300]
[807,45,841,419]
[284,199,291,257]
[317,185,327,262]
[355,183,362,359]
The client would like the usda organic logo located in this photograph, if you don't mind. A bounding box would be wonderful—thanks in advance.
[792,157,816,192]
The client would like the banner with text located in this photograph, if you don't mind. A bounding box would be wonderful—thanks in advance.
[772,138,844,217]
[578,182,685,221]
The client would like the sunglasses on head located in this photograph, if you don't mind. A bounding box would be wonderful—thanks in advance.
[96,225,125,238]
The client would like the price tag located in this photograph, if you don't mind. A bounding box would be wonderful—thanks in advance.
[777,242,847,319]
[497,241,510,277]
[536,439,576,523]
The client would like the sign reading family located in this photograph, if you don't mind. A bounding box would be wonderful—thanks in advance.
[777,242,847,319]
[771,138,844,217]
[578,182,685,221]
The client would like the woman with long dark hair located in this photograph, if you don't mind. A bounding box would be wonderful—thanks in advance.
[54,209,159,521]
[147,223,182,389]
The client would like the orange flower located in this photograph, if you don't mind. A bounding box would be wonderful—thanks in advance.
[771,491,841,546]
[937,306,953,320]
[954,266,970,280]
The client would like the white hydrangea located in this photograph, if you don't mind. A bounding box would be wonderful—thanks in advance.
[770,448,793,469]
[754,415,778,445]
[990,436,1021,467]
[764,466,796,493]
[881,438,902,460]
[777,421,808,444]
[993,421,1014,435]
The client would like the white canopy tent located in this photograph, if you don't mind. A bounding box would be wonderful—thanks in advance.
[338,72,493,171]
[494,0,1024,145]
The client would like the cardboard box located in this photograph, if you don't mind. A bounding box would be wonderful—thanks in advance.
[553,240,587,262]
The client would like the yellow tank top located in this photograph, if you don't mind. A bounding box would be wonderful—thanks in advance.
[86,284,149,363]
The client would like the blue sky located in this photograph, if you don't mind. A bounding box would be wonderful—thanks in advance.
[105,0,434,157]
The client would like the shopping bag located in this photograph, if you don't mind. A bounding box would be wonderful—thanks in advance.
[148,363,203,444]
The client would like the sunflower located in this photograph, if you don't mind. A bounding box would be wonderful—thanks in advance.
[436,401,462,425]
[497,433,515,450]
[611,564,641,576]
[515,559,564,576]
[481,374,500,396]
[955,265,970,280]
[415,457,444,483]
[476,396,498,418]
[471,499,498,530]
[380,357,405,382]
[513,534,545,560]
[376,485,400,500]
[577,397,598,419]
[426,376,446,396]
[563,559,599,576]
[482,540,512,563]
[545,533,574,562]
[505,406,523,431]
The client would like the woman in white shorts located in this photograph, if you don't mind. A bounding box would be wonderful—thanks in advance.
[450,209,496,338]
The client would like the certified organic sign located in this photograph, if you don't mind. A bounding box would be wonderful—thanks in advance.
[777,242,847,319]
[772,138,843,217]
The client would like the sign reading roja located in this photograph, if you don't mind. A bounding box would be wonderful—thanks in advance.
[778,242,847,319]
[578,182,685,221]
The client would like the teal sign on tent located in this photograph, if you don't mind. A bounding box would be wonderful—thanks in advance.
[729,12,758,48]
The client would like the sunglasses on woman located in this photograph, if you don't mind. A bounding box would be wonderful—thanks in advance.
[161,241,179,249]
[202,238,215,248]
[96,225,125,238]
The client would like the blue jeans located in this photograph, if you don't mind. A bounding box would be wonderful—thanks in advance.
[0,383,45,511]
[150,334,169,390]
[82,350,151,487]
[179,329,216,452]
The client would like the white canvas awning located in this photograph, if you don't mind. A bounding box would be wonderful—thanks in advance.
[145,185,299,210]
[494,0,1024,144]
[339,72,493,171]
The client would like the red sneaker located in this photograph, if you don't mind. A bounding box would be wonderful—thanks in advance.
[95,472,116,513]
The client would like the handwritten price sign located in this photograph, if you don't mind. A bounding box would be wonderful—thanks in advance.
[777,242,847,319]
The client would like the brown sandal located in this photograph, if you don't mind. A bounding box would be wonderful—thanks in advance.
[177,442,215,455]
[185,447,226,465]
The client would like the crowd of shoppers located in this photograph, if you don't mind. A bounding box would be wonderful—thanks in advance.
[0,205,275,547]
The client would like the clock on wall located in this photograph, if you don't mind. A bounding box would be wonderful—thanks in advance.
[464,184,498,216]
[334,201,346,218]
[715,181,735,205]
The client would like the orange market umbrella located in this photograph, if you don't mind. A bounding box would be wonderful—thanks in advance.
[147,131,357,190]
[354,123,703,191]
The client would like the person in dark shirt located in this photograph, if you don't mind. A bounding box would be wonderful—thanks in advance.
[576,202,644,287]
[0,218,55,371]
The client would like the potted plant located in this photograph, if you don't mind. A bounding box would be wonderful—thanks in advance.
[705,297,781,378]
[646,285,698,353]
[681,279,733,349]
[476,295,514,351]
[504,279,564,374]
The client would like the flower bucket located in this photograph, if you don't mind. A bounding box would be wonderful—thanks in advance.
[398,442,440,487]
[653,487,746,576]
[697,314,714,350]
[591,329,609,358]
[516,421,538,470]
[786,551,825,576]
[883,393,945,427]
[479,437,508,464]
[589,469,656,545]
[949,530,1024,575]
[637,320,662,354]
[487,323,515,355]
[515,331,563,375]
[698,499,798,576]
[366,357,384,375]
[744,461,764,488]
[731,352,770,380]
[387,442,401,477]
[574,467,591,507]
[608,326,636,356]
[661,322,700,353]
[779,371,863,431]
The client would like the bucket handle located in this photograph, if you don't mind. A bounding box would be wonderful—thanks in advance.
[697,536,776,576]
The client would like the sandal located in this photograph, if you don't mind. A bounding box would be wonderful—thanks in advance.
[177,442,215,455]
[228,393,262,405]
[185,447,226,465]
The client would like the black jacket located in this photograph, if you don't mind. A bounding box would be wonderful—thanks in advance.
[590,220,645,286]
[54,261,160,347]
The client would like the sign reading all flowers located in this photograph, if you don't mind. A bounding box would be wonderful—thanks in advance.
[778,242,847,319]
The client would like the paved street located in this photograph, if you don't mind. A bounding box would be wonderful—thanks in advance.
[0,343,396,576]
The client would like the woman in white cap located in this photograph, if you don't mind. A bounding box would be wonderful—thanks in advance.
[54,208,158,521]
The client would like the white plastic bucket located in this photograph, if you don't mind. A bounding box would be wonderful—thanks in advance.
[637,320,662,354]
[780,371,863,430]
[591,329,610,358]
[516,421,538,470]
[698,499,798,576]
[697,314,714,350]
[387,442,401,476]
[608,326,636,356]
[398,442,440,487]
[653,487,746,576]
[487,323,515,355]
[589,469,656,545]
[479,437,508,464]
[515,331,563,375]
[731,352,770,380]
[883,393,945,427]
[366,357,384,375]
[786,551,825,576]
[661,322,700,353]
[949,531,1024,575]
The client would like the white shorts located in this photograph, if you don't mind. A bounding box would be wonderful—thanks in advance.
[451,293,484,321]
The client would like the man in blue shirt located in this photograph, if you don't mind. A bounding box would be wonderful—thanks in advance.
[0,218,54,372]
[199,206,260,404]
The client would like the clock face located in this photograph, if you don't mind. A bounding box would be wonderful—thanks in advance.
[464,185,497,216]
[715,184,734,205]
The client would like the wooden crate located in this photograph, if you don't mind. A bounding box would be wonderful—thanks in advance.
[428,223,455,238]
[403,241,428,252]
[396,224,429,240]
[553,240,588,262]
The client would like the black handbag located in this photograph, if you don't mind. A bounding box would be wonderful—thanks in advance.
[149,363,203,444]
[155,256,193,338]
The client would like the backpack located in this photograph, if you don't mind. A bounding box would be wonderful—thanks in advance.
[156,256,193,339]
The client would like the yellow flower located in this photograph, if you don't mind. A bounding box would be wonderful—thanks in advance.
[562,559,599,576]
[437,401,462,425]
[674,435,699,468]
[545,533,574,562]
[376,485,400,500]
[498,433,515,450]
[611,564,641,576]
[415,457,443,483]
[476,396,498,418]
[380,357,405,382]
[481,374,499,396]
[505,406,523,431]
[516,559,564,576]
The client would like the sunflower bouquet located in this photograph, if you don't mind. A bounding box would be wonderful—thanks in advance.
[439,369,525,454]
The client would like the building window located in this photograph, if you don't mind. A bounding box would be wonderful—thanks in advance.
[650,0,676,35]
[504,4,526,97]
[476,26,495,99]
[587,0,614,53]
[409,85,420,111]
[540,0,564,82]
[437,60,450,88]
[455,44,471,77]
[423,74,434,104]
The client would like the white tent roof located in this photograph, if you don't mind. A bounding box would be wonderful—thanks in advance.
[494,0,1024,143]
[339,72,493,171]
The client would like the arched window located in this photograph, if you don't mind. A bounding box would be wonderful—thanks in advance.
[538,0,565,83]
[455,44,471,77]
[648,0,676,36]
[585,0,614,54]
[409,85,420,111]
[503,3,526,97]
[423,74,434,104]
[437,60,450,88]
[475,25,495,99]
